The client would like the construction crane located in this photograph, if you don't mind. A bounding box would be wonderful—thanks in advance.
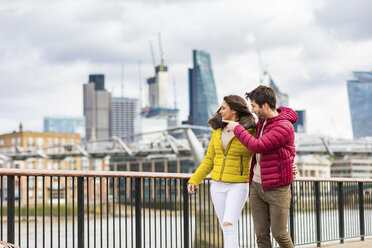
[158,33,165,66]
[173,76,177,109]
[149,40,156,69]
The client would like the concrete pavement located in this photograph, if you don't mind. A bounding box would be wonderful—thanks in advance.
[299,237,372,248]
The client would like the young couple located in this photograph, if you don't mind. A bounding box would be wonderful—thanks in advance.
[187,85,298,248]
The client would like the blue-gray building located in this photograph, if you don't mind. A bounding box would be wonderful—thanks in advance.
[293,110,306,133]
[347,71,372,138]
[187,50,219,127]
[89,74,105,91]
[44,116,86,140]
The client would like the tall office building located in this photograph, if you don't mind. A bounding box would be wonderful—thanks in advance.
[44,116,86,140]
[347,71,372,138]
[147,65,168,108]
[293,110,306,133]
[140,58,179,132]
[84,74,111,141]
[261,71,289,108]
[111,97,139,142]
[187,50,219,127]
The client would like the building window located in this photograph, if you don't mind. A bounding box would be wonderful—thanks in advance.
[70,160,75,170]
[38,160,43,170]
[11,138,15,146]
[37,138,44,147]
[0,140,3,146]
[17,137,21,145]
[28,137,34,147]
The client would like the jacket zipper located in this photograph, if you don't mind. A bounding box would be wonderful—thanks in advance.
[219,136,234,180]
[278,162,281,182]
[240,156,243,175]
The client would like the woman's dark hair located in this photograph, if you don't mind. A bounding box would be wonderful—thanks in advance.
[208,94,256,129]
[222,95,252,121]
[245,85,276,109]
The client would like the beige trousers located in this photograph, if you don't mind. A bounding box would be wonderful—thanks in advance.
[250,181,294,248]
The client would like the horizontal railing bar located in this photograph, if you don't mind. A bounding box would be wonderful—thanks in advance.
[1,169,372,183]
[0,169,194,179]
[296,177,372,183]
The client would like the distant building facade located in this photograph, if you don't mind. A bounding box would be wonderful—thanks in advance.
[44,116,86,140]
[84,74,111,141]
[187,50,219,127]
[331,159,372,178]
[293,110,306,133]
[111,97,139,142]
[0,125,82,204]
[347,71,372,138]
[294,155,331,178]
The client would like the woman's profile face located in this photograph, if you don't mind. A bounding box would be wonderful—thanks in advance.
[219,100,237,121]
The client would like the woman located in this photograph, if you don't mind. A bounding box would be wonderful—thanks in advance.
[187,95,256,248]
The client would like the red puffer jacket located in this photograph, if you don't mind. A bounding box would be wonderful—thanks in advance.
[233,107,298,190]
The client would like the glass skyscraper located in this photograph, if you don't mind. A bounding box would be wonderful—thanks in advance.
[44,116,86,140]
[347,71,372,138]
[187,50,219,127]
[293,110,306,133]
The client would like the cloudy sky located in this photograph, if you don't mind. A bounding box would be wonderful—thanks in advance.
[1,0,371,139]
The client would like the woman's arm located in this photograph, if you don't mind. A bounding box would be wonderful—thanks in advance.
[188,132,216,187]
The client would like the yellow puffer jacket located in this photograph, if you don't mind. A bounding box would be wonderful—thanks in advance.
[188,127,256,187]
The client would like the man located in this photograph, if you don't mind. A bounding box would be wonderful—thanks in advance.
[223,85,297,248]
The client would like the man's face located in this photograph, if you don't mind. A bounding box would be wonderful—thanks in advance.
[250,100,266,121]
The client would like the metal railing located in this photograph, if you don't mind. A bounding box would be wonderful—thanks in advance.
[0,169,372,247]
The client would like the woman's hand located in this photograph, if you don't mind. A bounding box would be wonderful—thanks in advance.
[188,183,196,194]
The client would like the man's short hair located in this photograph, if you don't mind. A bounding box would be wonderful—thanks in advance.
[245,85,276,109]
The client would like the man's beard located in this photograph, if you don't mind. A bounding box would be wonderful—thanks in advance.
[256,109,266,121]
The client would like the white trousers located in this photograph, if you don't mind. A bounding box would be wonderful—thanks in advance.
[210,181,249,248]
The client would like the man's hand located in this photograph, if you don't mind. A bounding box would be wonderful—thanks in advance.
[188,183,196,194]
[293,163,298,178]
[222,119,239,132]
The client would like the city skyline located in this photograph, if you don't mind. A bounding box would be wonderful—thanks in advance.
[1,0,372,139]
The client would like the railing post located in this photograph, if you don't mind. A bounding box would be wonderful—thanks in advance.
[289,184,294,244]
[7,176,15,244]
[77,177,84,248]
[315,182,321,247]
[358,182,365,241]
[183,179,189,248]
[135,178,142,248]
[338,182,344,244]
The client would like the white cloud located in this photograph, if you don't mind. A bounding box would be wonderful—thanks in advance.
[0,0,371,139]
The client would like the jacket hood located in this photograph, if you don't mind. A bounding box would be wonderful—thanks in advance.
[208,112,257,130]
[267,107,298,124]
